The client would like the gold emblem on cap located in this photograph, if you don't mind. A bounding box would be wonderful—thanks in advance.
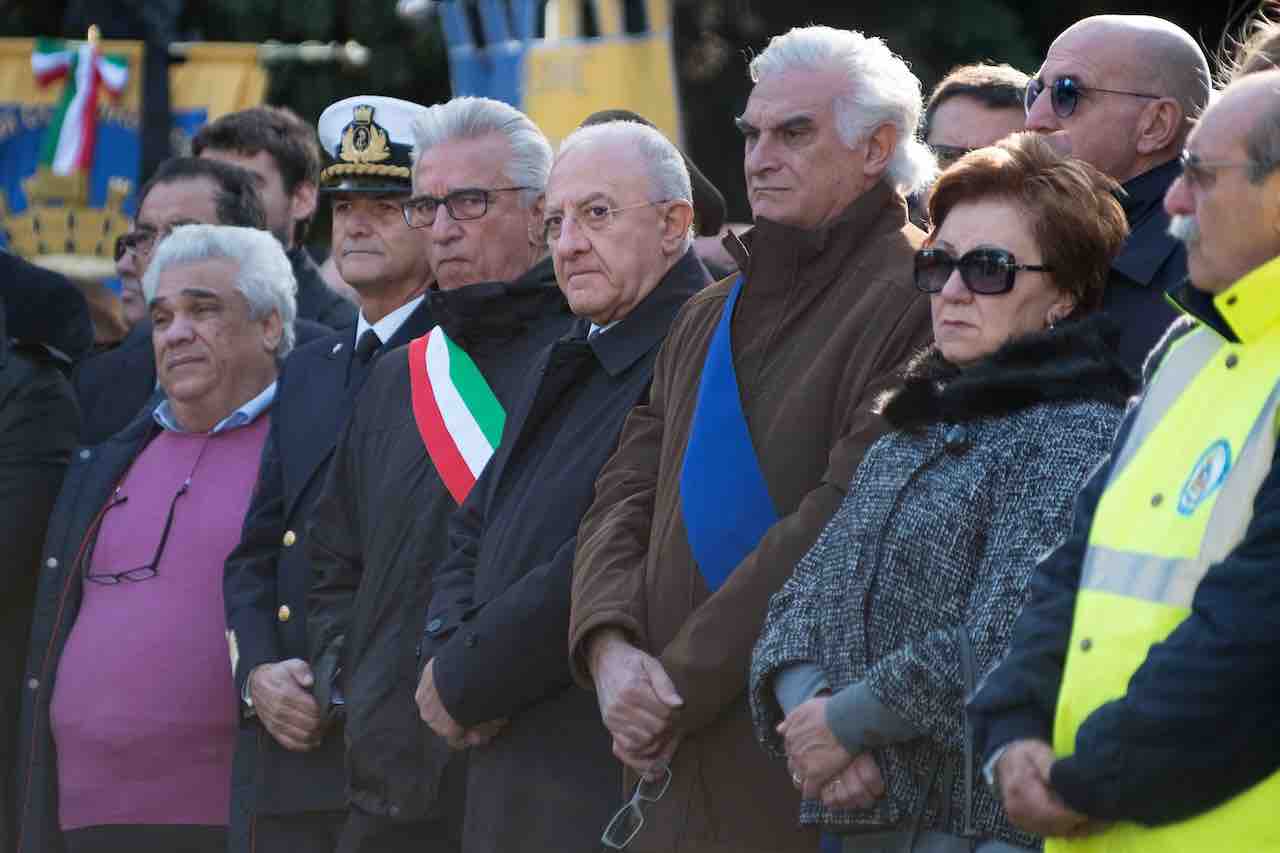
[339,104,391,165]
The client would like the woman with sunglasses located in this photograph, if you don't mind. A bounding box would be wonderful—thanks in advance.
[748,133,1136,852]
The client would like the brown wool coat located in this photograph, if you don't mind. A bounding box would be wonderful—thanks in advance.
[569,181,934,853]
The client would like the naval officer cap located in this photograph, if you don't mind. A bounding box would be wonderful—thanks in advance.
[317,95,429,194]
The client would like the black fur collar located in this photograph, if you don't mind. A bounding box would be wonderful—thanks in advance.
[878,314,1138,431]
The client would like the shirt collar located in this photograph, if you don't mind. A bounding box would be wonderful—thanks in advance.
[355,295,426,347]
[1168,254,1280,344]
[153,380,277,434]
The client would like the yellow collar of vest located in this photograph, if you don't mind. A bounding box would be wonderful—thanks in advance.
[1170,255,1280,344]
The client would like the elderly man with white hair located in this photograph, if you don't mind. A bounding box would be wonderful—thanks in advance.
[305,95,573,853]
[414,117,709,852]
[13,224,294,853]
[568,25,934,853]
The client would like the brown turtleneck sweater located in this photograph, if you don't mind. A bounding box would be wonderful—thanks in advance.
[569,181,932,853]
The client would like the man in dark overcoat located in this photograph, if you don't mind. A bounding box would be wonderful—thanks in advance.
[222,96,435,853]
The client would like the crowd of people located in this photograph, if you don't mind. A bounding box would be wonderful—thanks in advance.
[2,8,1280,853]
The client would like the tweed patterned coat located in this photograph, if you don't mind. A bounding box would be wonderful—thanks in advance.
[749,317,1136,847]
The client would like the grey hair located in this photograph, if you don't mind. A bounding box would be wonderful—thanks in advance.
[1246,97,1280,183]
[556,121,695,250]
[411,96,553,208]
[142,224,298,357]
[749,25,936,195]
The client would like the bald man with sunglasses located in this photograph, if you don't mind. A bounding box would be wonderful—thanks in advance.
[1025,14,1211,373]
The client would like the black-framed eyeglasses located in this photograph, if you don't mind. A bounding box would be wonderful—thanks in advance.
[113,219,202,262]
[931,144,975,169]
[401,186,532,229]
[1024,76,1161,119]
[1178,149,1256,191]
[600,764,672,850]
[81,480,189,585]
[914,247,1053,295]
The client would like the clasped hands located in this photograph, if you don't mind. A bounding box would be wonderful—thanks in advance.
[588,629,684,779]
[778,696,885,810]
[415,658,507,750]
[996,739,1107,839]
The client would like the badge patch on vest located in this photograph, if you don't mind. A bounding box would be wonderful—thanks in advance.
[1178,439,1232,516]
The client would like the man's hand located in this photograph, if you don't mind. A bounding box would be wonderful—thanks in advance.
[998,739,1091,837]
[587,629,684,756]
[249,659,325,752]
[416,658,467,749]
[779,696,852,797]
[614,731,682,779]
[819,752,885,810]
[462,718,508,748]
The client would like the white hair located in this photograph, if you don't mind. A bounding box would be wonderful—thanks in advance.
[556,121,695,250]
[411,96,553,208]
[143,224,298,357]
[749,25,937,195]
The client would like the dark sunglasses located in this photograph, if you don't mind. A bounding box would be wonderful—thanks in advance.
[1024,76,1160,119]
[914,247,1052,295]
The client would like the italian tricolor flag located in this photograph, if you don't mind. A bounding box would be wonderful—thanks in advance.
[31,37,128,176]
[409,327,505,505]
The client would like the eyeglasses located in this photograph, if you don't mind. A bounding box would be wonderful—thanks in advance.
[401,186,532,229]
[914,247,1052,295]
[600,764,672,849]
[1178,150,1256,191]
[540,200,667,249]
[81,480,189,585]
[931,144,975,169]
[1024,76,1161,119]
[114,219,201,261]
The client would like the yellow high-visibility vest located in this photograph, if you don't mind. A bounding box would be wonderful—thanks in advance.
[1048,256,1280,853]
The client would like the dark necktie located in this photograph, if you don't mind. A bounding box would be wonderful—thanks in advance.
[347,328,382,389]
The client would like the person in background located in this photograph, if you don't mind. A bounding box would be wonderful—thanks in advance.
[414,118,709,852]
[73,157,329,445]
[1024,14,1211,373]
[0,254,88,853]
[970,69,1280,850]
[13,224,295,853]
[923,63,1030,170]
[194,105,357,330]
[223,96,437,853]
[568,25,935,853]
[308,94,572,853]
[1219,4,1280,84]
[750,133,1134,852]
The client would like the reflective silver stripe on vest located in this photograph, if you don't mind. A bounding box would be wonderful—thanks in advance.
[1081,545,1207,609]
[1106,330,1223,483]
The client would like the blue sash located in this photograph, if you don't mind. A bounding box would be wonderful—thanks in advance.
[680,276,779,593]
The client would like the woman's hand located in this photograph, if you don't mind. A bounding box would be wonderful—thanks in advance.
[778,696,852,797]
[820,753,886,810]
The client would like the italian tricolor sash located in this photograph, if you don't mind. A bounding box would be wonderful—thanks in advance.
[31,37,129,176]
[409,327,504,505]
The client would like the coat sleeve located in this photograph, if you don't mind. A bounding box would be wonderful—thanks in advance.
[419,481,485,660]
[747,492,856,756]
[431,534,580,726]
[224,413,288,699]
[863,417,1117,753]
[967,409,1137,762]
[567,311,688,686]
[305,410,365,671]
[1049,438,1280,825]
[658,294,933,735]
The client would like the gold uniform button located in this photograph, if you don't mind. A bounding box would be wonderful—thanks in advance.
[282,530,297,547]
[278,605,292,622]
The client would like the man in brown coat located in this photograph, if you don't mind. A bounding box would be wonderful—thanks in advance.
[569,25,936,853]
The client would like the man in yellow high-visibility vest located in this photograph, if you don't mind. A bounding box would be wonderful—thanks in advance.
[969,69,1280,852]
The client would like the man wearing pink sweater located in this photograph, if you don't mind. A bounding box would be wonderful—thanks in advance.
[13,225,296,853]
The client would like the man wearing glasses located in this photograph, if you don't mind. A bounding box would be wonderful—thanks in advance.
[13,224,295,853]
[412,118,708,853]
[1024,14,1211,373]
[972,68,1280,851]
[305,95,571,853]
[223,95,437,853]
